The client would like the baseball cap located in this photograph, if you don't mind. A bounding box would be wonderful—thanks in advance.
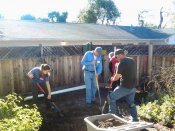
[95,47,102,56]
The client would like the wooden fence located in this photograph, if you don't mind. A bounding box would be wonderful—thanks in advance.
[0,56,84,96]
[0,55,175,97]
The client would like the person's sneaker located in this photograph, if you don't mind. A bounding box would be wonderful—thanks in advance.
[129,119,139,122]
[132,119,139,122]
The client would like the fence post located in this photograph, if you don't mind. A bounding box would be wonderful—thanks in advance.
[162,57,166,68]
[148,44,153,79]
[136,56,140,85]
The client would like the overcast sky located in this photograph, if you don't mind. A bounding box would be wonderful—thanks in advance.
[0,0,174,25]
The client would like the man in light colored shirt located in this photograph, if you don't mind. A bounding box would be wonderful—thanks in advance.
[81,47,103,105]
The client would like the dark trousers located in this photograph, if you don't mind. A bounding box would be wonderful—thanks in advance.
[32,82,51,108]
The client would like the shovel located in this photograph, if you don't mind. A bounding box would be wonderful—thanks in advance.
[94,64,102,113]
[36,83,64,117]
[102,74,115,114]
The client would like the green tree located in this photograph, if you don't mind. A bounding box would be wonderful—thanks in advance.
[20,14,36,20]
[78,8,97,23]
[78,0,120,24]
[48,11,59,22]
[58,12,68,23]
[48,11,68,23]
[105,0,120,24]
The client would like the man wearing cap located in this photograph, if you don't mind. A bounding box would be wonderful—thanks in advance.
[81,47,103,105]
[108,49,139,122]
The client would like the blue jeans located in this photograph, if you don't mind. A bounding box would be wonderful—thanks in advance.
[108,86,138,121]
[84,71,97,104]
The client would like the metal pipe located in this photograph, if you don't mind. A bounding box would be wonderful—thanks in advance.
[24,85,85,101]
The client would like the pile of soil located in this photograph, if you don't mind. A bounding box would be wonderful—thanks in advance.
[94,118,126,128]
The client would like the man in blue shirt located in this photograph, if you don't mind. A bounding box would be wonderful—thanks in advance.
[81,47,103,105]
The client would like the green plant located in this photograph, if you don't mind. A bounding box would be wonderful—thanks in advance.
[138,101,160,122]
[0,93,42,131]
[158,96,175,125]
[138,95,175,127]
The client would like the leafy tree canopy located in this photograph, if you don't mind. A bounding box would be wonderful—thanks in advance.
[78,0,120,24]
[20,14,36,21]
[48,11,68,23]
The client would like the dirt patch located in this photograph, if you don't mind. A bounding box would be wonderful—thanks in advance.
[94,118,126,128]
[23,88,175,131]
[36,89,103,131]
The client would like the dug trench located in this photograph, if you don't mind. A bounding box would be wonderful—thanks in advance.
[22,87,167,131]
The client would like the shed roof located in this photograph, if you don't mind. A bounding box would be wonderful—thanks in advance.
[117,26,174,39]
[0,20,174,41]
[0,20,137,41]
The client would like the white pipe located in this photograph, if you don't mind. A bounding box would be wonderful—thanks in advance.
[24,85,86,101]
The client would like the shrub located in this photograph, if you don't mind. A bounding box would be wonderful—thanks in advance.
[0,93,42,131]
[138,101,160,122]
[148,65,175,98]
[138,65,175,127]
[138,95,175,126]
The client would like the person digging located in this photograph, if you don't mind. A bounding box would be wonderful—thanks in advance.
[108,49,139,122]
[27,64,64,117]
[102,50,128,115]
[81,47,103,107]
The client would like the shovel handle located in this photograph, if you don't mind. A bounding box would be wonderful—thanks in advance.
[36,83,46,94]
